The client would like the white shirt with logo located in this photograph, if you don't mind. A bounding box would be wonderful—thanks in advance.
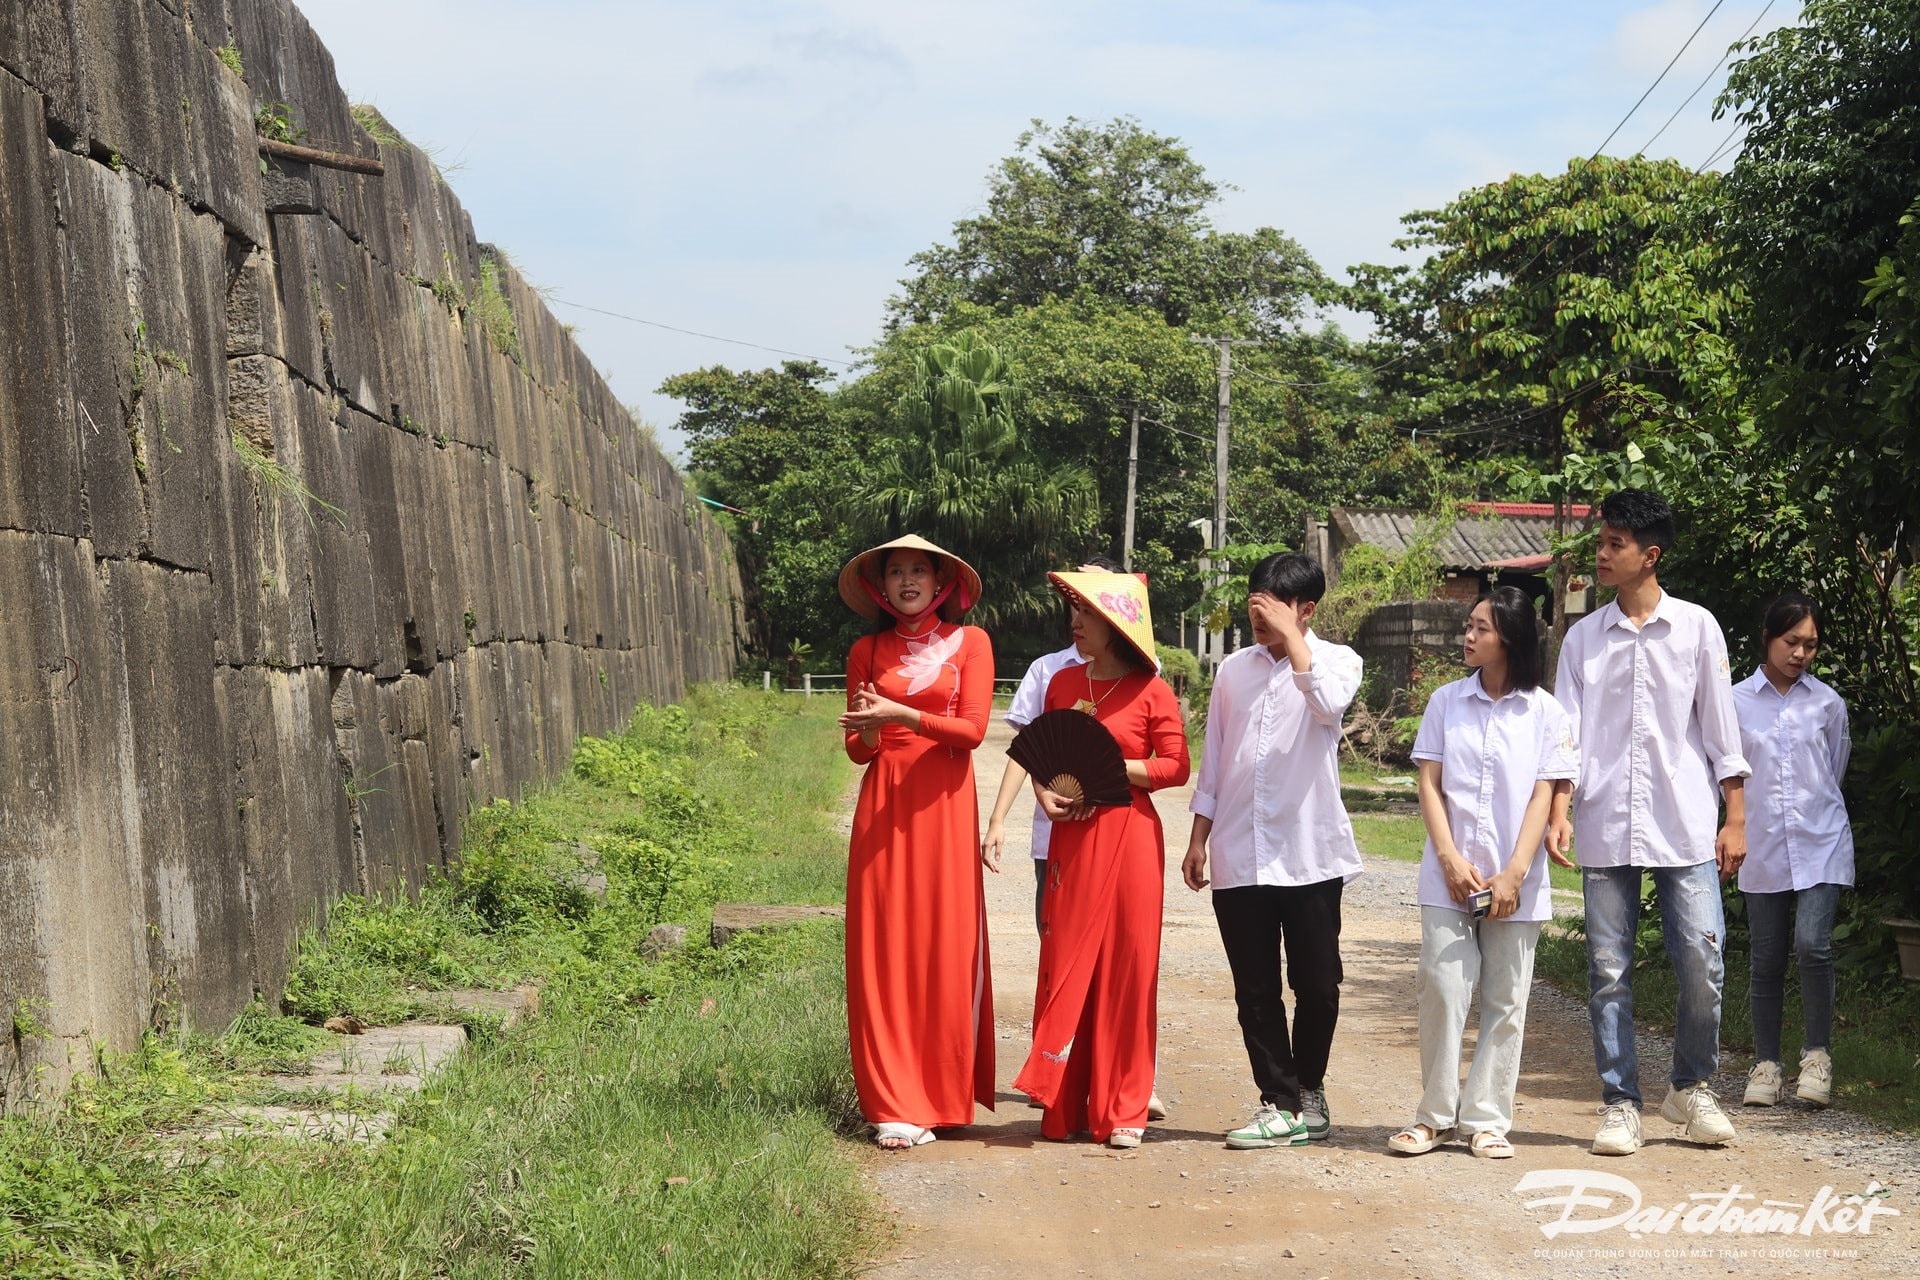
[1412,673,1580,921]
[1552,591,1751,868]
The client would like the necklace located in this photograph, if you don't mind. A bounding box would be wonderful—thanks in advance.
[1073,666,1126,716]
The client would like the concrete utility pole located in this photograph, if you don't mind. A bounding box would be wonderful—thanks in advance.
[1122,402,1141,572]
[1190,336,1262,669]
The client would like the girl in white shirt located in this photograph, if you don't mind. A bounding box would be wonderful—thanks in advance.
[1389,587,1577,1159]
[1733,593,1853,1110]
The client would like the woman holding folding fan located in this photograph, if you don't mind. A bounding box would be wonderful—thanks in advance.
[835,534,996,1151]
[1013,571,1189,1148]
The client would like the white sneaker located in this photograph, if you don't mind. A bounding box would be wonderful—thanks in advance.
[1743,1060,1783,1106]
[1592,1102,1642,1155]
[1797,1049,1833,1107]
[1660,1083,1737,1145]
[1147,1092,1167,1121]
[1299,1087,1330,1141]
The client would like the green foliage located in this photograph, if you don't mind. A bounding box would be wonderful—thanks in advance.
[842,331,1100,627]
[1315,503,1455,642]
[230,431,346,528]
[1353,156,1737,467]
[252,102,305,144]
[213,43,243,77]
[891,116,1328,335]
[1718,0,1920,561]
[1154,643,1201,695]
[471,249,521,361]
[348,102,406,150]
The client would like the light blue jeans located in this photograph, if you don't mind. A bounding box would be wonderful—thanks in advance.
[1584,861,1725,1108]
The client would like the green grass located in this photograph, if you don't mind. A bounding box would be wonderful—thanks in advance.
[1351,812,1583,896]
[0,688,875,1278]
[1535,920,1920,1133]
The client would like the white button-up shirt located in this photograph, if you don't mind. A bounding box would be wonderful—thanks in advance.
[1552,591,1751,869]
[1005,643,1088,859]
[1412,674,1580,921]
[1191,631,1364,889]
[1732,669,1854,892]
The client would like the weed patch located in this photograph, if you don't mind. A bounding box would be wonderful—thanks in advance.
[0,688,874,1277]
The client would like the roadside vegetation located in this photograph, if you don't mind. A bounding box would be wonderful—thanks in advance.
[0,688,873,1278]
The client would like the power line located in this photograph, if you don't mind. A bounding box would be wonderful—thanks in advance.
[1588,0,1729,159]
[548,297,858,368]
[1635,1,1777,159]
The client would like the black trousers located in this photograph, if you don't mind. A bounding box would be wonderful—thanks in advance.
[1211,878,1345,1111]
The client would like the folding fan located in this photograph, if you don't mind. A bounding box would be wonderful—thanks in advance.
[1008,709,1133,807]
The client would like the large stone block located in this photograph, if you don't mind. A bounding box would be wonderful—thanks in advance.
[53,154,229,570]
[106,558,250,1031]
[0,532,150,1099]
[0,72,83,538]
[214,666,353,1001]
[339,414,411,677]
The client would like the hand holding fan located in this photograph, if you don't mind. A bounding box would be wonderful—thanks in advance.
[1008,709,1132,807]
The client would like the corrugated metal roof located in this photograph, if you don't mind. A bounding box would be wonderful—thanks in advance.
[1331,506,1573,570]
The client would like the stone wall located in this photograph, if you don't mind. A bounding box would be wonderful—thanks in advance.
[1350,601,1471,708]
[0,0,743,1100]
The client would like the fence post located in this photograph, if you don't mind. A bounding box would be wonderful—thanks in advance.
[803,672,813,698]
[762,670,771,691]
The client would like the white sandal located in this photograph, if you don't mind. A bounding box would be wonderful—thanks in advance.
[873,1122,936,1150]
[1108,1127,1144,1149]
[1387,1122,1454,1155]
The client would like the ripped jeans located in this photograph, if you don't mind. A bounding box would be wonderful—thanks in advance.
[1583,861,1725,1109]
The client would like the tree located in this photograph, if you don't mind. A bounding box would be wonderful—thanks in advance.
[1354,157,1739,460]
[660,360,850,498]
[889,118,1327,335]
[1717,0,1920,574]
[841,333,1099,627]
[1354,157,1744,650]
[657,361,867,665]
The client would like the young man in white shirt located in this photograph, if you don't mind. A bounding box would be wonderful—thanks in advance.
[1183,553,1365,1149]
[1550,489,1752,1155]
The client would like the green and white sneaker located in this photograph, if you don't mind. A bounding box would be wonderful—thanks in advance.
[1299,1087,1331,1141]
[1226,1102,1309,1150]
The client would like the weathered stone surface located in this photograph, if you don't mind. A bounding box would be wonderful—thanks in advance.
[106,558,251,1028]
[2,0,744,1093]
[214,666,353,1000]
[0,71,82,538]
[0,532,149,1101]
[709,903,847,948]
[642,923,688,959]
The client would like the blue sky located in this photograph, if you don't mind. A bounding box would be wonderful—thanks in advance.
[296,0,1794,456]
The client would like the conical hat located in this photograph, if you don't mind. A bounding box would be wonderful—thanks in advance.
[1047,571,1157,670]
[837,534,983,622]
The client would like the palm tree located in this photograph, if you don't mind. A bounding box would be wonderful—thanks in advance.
[844,333,1098,626]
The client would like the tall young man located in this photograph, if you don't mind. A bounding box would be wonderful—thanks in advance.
[1551,489,1751,1154]
[1183,553,1364,1149]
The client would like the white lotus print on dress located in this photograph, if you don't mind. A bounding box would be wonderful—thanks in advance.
[898,628,965,697]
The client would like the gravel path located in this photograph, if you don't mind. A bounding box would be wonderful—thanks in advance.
[857,721,1918,1278]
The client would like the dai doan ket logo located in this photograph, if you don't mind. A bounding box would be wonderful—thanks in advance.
[1516,1170,1900,1240]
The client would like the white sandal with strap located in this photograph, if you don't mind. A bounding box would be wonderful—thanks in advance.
[1387,1122,1454,1154]
[873,1122,936,1150]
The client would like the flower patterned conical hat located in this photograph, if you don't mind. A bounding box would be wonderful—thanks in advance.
[1047,571,1156,670]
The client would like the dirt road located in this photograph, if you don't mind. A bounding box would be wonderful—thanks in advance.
[861,719,1917,1279]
